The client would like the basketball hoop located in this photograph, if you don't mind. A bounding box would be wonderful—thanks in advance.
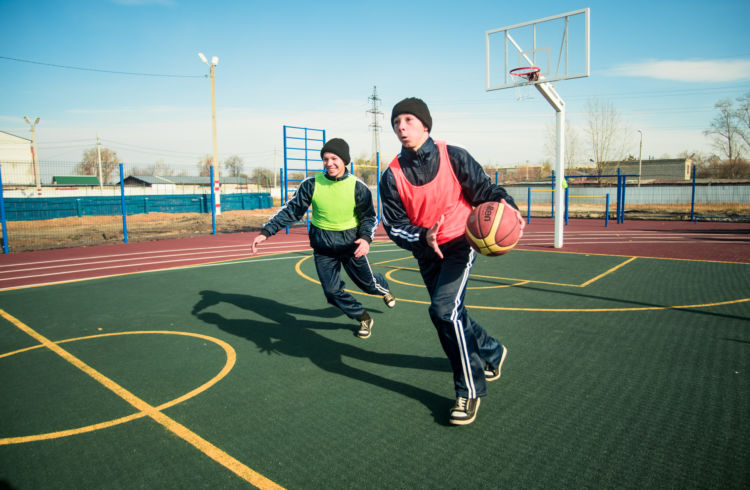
[509,67,540,101]
[509,66,541,82]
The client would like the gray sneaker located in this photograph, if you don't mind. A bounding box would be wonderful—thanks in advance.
[357,312,374,339]
[382,291,396,308]
[449,396,481,425]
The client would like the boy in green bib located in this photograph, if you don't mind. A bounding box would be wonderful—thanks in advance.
[252,138,395,338]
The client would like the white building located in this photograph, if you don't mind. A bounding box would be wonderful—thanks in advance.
[0,130,34,185]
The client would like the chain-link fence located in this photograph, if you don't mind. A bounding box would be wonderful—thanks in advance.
[508,180,750,222]
[0,160,276,252]
[2,159,749,254]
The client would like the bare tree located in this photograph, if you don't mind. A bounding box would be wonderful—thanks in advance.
[705,99,744,163]
[584,98,632,175]
[353,156,377,185]
[252,168,275,189]
[735,91,750,150]
[197,155,212,177]
[75,147,119,184]
[224,155,244,177]
[131,159,175,176]
[545,121,580,171]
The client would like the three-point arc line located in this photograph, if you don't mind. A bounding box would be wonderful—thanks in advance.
[0,309,284,490]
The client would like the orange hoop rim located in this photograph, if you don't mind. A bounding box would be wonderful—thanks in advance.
[509,66,540,81]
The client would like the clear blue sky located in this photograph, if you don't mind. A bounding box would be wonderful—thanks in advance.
[1,0,749,174]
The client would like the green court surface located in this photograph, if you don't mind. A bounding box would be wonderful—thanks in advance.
[1,243,749,488]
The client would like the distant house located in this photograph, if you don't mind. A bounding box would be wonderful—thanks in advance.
[0,130,34,185]
[600,157,693,182]
[52,176,100,186]
[124,175,253,194]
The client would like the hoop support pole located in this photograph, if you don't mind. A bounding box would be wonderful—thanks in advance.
[534,80,565,248]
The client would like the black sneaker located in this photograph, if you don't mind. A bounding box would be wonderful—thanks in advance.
[382,291,396,308]
[449,396,481,425]
[357,312,374,339]
[484,346,508,382]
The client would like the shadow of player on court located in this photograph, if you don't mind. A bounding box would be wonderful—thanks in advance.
[191,290,452,424]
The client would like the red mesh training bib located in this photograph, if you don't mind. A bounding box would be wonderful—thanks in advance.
[389,141,472,245]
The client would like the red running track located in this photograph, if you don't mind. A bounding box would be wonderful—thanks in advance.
[0,219,748,291]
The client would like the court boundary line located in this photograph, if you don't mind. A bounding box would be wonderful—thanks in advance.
[292,252,750,313]
[0,309,284,490]
[1,330,236,445]
[0,235,746,293]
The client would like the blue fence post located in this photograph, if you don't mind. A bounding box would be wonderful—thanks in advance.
[0,164,8,254]
[564,185,569,226]
[282,126,288,206]
[618,175,623,223]
[376,152,381,223]
[622,174,628,223]
[527,187,531,224]
[210,166,217,235]
[119,163,128,244]
[615,169,621,224]
[550,170,555,219]
[691,165,696,222]
[605,194,610,227]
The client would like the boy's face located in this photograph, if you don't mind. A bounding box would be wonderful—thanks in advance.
[392,113,429,151]
[323,152,346,178]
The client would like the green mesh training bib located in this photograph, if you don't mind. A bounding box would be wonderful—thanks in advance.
[311,173,358,230]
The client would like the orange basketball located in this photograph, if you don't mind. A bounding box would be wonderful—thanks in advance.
[465,201,522,256]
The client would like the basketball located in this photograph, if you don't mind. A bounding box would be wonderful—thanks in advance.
[465,201,522,256]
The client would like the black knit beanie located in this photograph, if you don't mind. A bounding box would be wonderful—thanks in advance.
[320,138,350,165]
[391,97,432,132]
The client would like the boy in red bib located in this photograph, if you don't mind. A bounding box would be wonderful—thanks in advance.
[380,98,524,425]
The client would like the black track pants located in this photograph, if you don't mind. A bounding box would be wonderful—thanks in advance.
[313,251,390,319]
[417,238,504,398]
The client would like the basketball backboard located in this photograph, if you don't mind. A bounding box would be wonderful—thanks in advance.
[485,8,589,91]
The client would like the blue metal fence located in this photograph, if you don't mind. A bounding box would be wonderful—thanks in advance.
[0,192,271,222]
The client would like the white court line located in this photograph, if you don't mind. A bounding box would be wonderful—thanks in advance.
[0,243,400,288]
[0,235,390,270]
[0,240,313,269]
[0,243,303,274]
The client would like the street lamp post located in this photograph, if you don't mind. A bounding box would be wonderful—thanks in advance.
[198,52,221,215]
[637,129,643,187]
[24,116,41,196]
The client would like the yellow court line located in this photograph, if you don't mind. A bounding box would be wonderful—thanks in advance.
[1,331,236,444]
[0,310,284,490]
[580,256,638,287]
[512,246,750,266]
[372,254,636,288]
[294,254,750,312]
[463,296,750,312]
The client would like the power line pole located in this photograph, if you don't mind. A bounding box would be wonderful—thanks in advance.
[367,86,382,164]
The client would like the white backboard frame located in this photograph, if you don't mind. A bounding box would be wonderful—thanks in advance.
[485,8,590,91]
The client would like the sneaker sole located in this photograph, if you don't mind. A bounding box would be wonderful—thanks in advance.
[449,398,481,426]
[357,320,373,339]
[485,346,508,382]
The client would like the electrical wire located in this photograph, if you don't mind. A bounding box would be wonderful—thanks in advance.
[0,55,205,79]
